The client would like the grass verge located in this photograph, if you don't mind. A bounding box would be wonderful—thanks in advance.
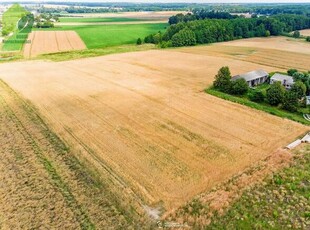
[205,87,310,126]
[209,146,310,229]
[37,44,157,61]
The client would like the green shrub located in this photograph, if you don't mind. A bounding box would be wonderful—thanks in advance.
[282,91,299,112]
[292,30,300,38]
[213,66,232,93]
[136,38,142,45]
[231,79,249,95]
[249,90,265,102]
[159,41,172,48]
[291,81,306,99]
[267,82,285,106]
[287,69,298,76]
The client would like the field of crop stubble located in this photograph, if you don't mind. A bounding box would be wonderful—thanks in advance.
[0,37,308,215]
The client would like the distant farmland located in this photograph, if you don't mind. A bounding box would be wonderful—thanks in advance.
[59,17,145,23]
[33,23,167,49]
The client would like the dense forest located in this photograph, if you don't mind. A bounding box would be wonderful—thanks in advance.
[145,13,310,47]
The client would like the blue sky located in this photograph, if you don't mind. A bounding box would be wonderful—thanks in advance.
[10,0,310,3]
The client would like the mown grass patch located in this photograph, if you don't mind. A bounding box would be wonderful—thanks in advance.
[205,87,310,125]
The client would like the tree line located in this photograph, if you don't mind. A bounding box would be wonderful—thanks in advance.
[143,14,310,47]
[168,11,238,25]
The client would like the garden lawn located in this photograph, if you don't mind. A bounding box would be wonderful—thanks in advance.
[34,23,168,49]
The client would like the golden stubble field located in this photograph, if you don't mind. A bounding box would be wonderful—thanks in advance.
[0,37,308,214]
[23,31,86,58]
[300,29,310,36]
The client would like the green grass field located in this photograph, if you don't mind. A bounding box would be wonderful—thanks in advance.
[59,17,145,23]
[2,4,27,35]
[34,23,168,49]
[2,4,31,51]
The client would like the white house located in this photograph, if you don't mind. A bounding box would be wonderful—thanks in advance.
[270,73,294,89]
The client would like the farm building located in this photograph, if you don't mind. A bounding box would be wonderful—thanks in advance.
[270,73,294,89]
[232,69,269,87]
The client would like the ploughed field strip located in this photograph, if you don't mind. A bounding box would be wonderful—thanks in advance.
[0,80,149,228]
[23,31,86,58]
[0,48,307,212]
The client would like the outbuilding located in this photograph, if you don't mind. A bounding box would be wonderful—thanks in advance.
[231,69,269,87]
[270,73,294,89]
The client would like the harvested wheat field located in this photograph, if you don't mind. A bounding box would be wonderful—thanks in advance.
[178,37,310,71]
[216,36,310,54]
[0,46,307,214]
[300,29,310,36]
[0,79,149,228]
[23,31,86,58]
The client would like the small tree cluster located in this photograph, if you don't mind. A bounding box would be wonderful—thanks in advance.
[249,90,265,102]
[267,79,307,112]
[292,71,310,94]
[292,30,300,38]
[144,31,163,44]
[136,38,142,45]
[267,82,286,106]
[213,66,232,93]
[231,79,249,95]
[213,66,248,95]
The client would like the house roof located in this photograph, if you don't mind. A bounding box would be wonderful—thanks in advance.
[271,73,294,85]
[232,69,269,82]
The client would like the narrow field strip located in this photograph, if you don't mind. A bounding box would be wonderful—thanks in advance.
[23,31,86,58]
